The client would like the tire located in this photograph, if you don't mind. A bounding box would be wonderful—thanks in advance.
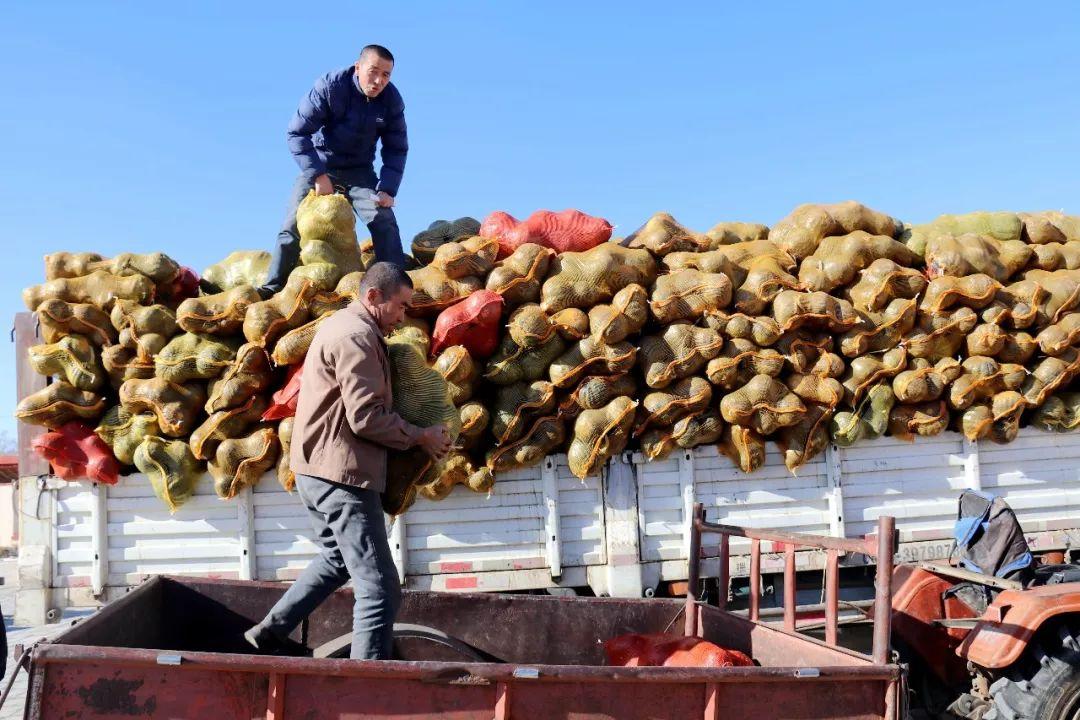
[987,648,1080,720]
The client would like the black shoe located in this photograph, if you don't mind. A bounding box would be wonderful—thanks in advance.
[243,624,311,656]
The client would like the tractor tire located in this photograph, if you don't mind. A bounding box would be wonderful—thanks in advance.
[987,648,1080,720]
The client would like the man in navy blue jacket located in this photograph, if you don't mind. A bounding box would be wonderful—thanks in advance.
[261,45,408,296]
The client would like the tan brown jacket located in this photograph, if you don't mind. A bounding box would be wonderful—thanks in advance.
[290,302,422,491]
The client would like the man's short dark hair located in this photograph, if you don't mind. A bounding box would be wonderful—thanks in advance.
[360,45,395,64]
[360,262,412,299]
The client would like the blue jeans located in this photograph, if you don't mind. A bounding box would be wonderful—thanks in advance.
[260,474,401,660]
[262,171,405,294]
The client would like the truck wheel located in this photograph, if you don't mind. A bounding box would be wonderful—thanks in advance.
[988,648,1080,720]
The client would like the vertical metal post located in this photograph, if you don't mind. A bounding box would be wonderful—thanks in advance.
[825,548,839,646]
[717,533,729,611]
[872,515,896,666]
[237,485,256,581]
[783,544,796,632]
[541,456,562,578]
[91,481,108,597]
[749,538,760,622]
[679,450,696,560]
[684,503,703,637]
[389,514,407,585]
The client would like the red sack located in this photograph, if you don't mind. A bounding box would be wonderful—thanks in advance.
[262,363,304,421]
[159,266,201,306]
[481,209,613,258]
[32,422,119,485]
[603,633,753,668]
[430,290,504,359]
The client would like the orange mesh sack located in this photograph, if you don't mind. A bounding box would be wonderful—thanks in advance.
[1035,313,1080,356]
[33,421,119,484]
[638,325,722,389]
[892,358,962,404]
[177,285,261,335]
[650,270,732,323]
[624,212,710,255]
[243,275,318,348]
[567,396,636,479]
[262,363,303,421]
[589,284,649,344]
[769,201,899,261]
[719,424,766,473]
[111,300,179,357]
[702,312,781,347]
[776,331,835,374]
[417,453,494,501]
[271,314,331,367]
[798,231,919,293]
[1022,349,1080,407]
[482,208,613,258]
[919,275,999,314]
[540,244,658,314]
[779,404,834,472]
[784,373,845,408]
[45,251,180,286]
[1031,392,1080,432]
[1028,242,1080,272]
[772,290,860,333]
[36,299,117,346]
[210,426,280,499]
[903,307,978,361]
[190,395,270,461]
[845,259,927,312]
[407,265,483,316]
[959,391,1026,444]
[15,381,105,428]
[28,334,106,391]
[486,415,566,474]
[484,331,566,386]
[719,374,806,435]
[485,243,555,309]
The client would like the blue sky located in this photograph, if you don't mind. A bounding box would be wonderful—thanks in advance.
[3,2,1079,445]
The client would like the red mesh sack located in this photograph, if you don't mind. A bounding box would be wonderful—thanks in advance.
[430,290,505,358]
[32,421,119,484]
[160,266,200,306]
[262,363,303,421]
[481,209,613,258]
[603,633,753,668]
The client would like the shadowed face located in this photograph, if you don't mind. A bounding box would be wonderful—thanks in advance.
[365,284,412,333]
[355,52,394,98]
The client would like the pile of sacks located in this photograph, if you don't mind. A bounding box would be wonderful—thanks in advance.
[17,198,1080,515]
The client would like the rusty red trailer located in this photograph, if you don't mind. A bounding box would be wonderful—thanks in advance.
[18,511,901,719]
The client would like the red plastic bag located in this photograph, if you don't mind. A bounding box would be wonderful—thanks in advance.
[159,266,201,306]
[481,209,613,258]
[32,422,119,484]
[262,363,304,421]
[603,633,753,668]
[430,290,505,359]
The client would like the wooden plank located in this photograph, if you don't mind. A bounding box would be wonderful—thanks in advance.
[15,311,49,476]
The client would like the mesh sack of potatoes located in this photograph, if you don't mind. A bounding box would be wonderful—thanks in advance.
[719,424,767,473]
[624,212,710,255]
[102,345,156,388]
[206,343,272,413]
[1019,211,1080,245]
[45,251,180,287]
[831,384,895,446]
[996,332,1038,365]
[559,374,638,420]
[210,426,280,499]
[551,308,589,341]
[924,233,1032,282]
[486,415,565,474]
[507,304,557,349]
[271,313,331,367]
[457,402,490,451]
[785,372,845,408]
[95,405,160,465]
[772,290,860,333]
[190,395,270,460]
[119,377,207,437]
[23,270,155,312]
[888,401,950,440]
[549,336,637,389]
[431,235,499,280]
[639,324,722,389]
[43,252,103,280]
[640,408,723,461]
[798,231,919,293]
[891,358,962,404]
[845,259,927,313]
[492,380,557,445]
[411,217,482,265]
[295,190,355,243]
[966,323,1013,358]
[1016,269,1080,327]
[155,333,242,384]
[947,356,1026,411]
[309,272,364,318]
[838,298,917,357]
[485,243,555,309]
[704,220,770,246]
[841,347,908,406]
[417,452,494,501]
[485,332,566,386]
[36,299,117,346]
[720,374,807,435]
[292,238,364,292]
[177,286,261,335]
[902,211,1022,256]
[702,311,782,347]
[665,241,801,315]
[1022,349,1080,407]
[431,289,504,359]
[1028,242,1080,272]
[202,250,271,291]
[567,395,636,479]
[111,300,178,356]
[389,316,431,355]
[636,377,713,434]
[779,404,834,472]
[769,201,900,262]
[903,307,978,361]
[589,284,649,344]
[1035,314,1080,356]
[919,274,999,314]
[276,416,295,491]
[433,345,480,405]
[407,265,483,316]
[959,391,1026,444]
[775,331,835,374]
[540,244,657,314]
[243,275,319,347]
[32,421,119,485]
[1031,392,1080,432]
[29,335,106,391]
[133,436,204,513]
[705,339,784,391]
[15,382,106,428]
[650,270,732,323]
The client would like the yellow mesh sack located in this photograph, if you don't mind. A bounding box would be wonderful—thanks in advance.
[202,250,271,291]
[23,270,155,312]
[831,384,895,447]
[639,324,722,389]
[485,243,555,309]
[133,436,204,514]
[1035,313,1080,356]
[155,333,242,384]
[997,332,1037,365]
[486,415,566,474]
[508,304,556,349]
[704,221,770,246]
[772,290,860,333]
[888,401,949,440]
[769,201,899,261]
[43,252,102,280]
[701,311,782,347]
[567,396,637,479]
[719,425,766,473]
[190,395,271,461]
[119,377,207,437]
[636,376,713,434]
[28,334,106,391]
[838,298,917,357]
[46,251,180,285]
[1031,392,1080,432]
[95,405,160,465]
[1019,211,1080,245]
[433,345,480,406]
[210,427,280,499]
[177,285,261,336]
[589,284,649,344]
[1018,269,1080,328]
[243,275,319,347]
[981,280,1043,330]
[919,275,1000,314]
[966,323,1009,358]
[296,190,356,244]
[15,381,106,428]
[1028,242,1080,272]
[1022,349,1080,407]
[650,270,732,323]
[776,331,835,374]
[417,453,494,501]
[924,233,1032,282]
[102,344,156,388]
[845,258,927,313]
[492,380,557,445]
[640,409,723,461]
[625,212,710,255]
[485,333,567,386]
[720,374,807,435]
[457,401,491,451]
[431,235,499,280]
[309,271,364,318]
[36,299,117,346]
[903,211,1022,256]
[389,316,431,356]
[549,336,637,389]
[841,347,908,406]
[407,265,483,316]
[785,373,845,408]
[540,245,657,314]
[558,374,637,419]
[271,313,331,367]
[705,338,785,391]
[735,257,802,315]
[902,307,978,361]
[892,358,962,404]
[111,300,179,356]
[277,416,295,492]
[387,336,461,438]
[948,356,1027,411]
[960,391,1026,444]
[551,308,589,341]
[779,404,834,472]
[207,343,273,413]
[798,231,919,293]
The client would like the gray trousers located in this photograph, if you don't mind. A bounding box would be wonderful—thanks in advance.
[261,474,401,660]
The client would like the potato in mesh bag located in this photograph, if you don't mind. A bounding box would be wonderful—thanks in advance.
[457,402,491,451]
[492,380,557,445]
[841,347,907,406]
[959,391,1026,444]
[407,265,483,316]
[417,453,494,501]
[190,395,270,461]
[1028,242,1080,272]
[567,396,637,479]
[119,377,207,437]
[705,339,784,391]
[433,345,480,406]
[102,345,156,388]
[845,259,927,313]
[924,233,1031,283]
[133,436,204,513]
[156,333,243,384]
[589,284,649,344]
[1031,392,1080,432]
[1035,313,1080,356]
[551,308,589,341]
[550,336,637,389]
[558,374,637,420]
[719,374,806,435]
[177,285,260,336]
[431,235,499,280]
[779,404,834,472]
[485,243,554,309]
[769,200,899,262]
[23,270,155,312]
[785,373,845,408]
[15,381,106,428]
[508,304,557,349]
[704,220,769,246]
[798,231,919,293]
[1022,349,1080,407]
[1018,211,1080,244]
[719,424,766,473]
[888,401,949,440]
[839,298,917,357]
[36,299,117,346]
[640,409,723,461]
[650,269,732,323]
[831,384,895,447]
[891,358,962,404]
[702,311,782,347]
[639,324,722,389]
[903,307,978,361]
[624,212,710,256]
[948,356,1026,411]
[272,313,331,367]
[902,211,1022,256]
[243,275,319,348]
[95,405,160,465]
[206,343,273,413]
[484,332,566,386]
[210,426,280,499]
[540,244,657,314]
[29,334,106,391]
[486,415,565,473]
[277,416,295,492]
[919,274,999,314]
[202,250,271,291]
[636,376,713,434]
[772,290,860,333]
